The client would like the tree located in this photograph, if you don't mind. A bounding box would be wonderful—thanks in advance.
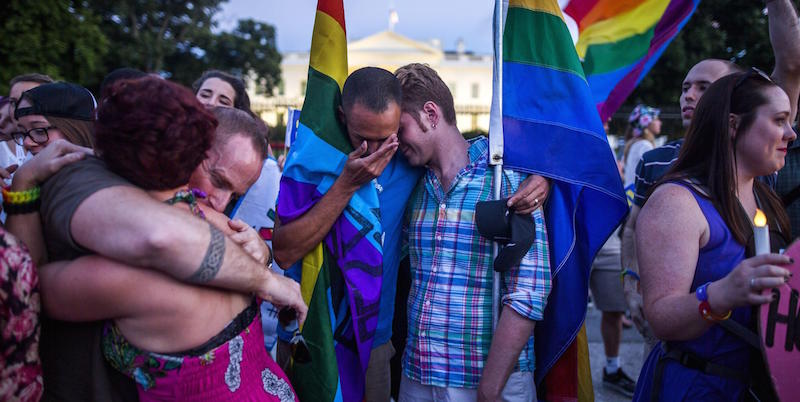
[206,19,282,95]
[87,0,281,93]
[89,0,223,77]
[0,0,108,93]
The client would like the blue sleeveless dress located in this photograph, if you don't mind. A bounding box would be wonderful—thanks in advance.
[633,183,753,401]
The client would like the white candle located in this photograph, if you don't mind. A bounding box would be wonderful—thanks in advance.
[754,209,770,255]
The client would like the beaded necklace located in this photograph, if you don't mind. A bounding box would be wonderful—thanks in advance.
[165,188,207,220]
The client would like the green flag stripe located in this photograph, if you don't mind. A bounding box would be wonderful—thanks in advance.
[504,7,584,78]
[581,26,655,75]
[299,67,353,155]
[291,255,339,401]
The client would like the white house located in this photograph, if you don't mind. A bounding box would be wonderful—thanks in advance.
[250,29,493,134]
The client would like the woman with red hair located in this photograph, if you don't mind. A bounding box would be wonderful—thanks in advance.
[37,77,297,401]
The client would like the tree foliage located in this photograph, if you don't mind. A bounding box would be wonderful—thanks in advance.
[0,0,282,95]
[91,0,223,76]
[207,19,282,95]
[0,0,108,94]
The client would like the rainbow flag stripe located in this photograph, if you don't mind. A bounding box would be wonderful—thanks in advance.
[564,0,700,120]
[493,0,628,400]
[277,1,382,401]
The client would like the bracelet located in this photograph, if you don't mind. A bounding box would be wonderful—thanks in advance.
[621,269,640,282]
[2,186,41,205]
[4,198,41,215]
[696,282,732,322]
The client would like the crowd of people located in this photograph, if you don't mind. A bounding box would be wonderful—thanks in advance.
[2,1,800,401]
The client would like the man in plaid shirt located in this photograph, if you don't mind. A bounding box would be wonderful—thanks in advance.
[395,63,551,402]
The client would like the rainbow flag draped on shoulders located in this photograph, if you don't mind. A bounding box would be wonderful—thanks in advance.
[277,1,382,400]
[491,0,627,400]
[563,0,700,120]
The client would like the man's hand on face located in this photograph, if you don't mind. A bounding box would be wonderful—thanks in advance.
[507,174,550,215]
[11,140,93,190]
[339,134,399,191]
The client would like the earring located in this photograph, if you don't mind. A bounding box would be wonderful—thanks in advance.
[432,123,437,129]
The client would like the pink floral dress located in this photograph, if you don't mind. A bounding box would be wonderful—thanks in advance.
[0,228,43,402]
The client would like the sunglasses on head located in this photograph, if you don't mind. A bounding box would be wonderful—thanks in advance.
[733,67,773,90]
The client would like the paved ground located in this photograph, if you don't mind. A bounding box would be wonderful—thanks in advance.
[585,303,645,402]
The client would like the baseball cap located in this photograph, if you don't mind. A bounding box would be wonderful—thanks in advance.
[475,198,537,272]
[14,82,96,121]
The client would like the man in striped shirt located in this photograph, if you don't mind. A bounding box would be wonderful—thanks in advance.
[395,63,550,402]
[621,0,800,355]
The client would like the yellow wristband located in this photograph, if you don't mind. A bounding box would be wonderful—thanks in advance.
[2,186,41,205]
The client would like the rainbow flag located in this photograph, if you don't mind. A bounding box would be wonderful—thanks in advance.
[276,1,382,400]
[490,0,627,400]
[564,0,700,120]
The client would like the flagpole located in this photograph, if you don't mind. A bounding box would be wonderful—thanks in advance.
[490,0,504,332]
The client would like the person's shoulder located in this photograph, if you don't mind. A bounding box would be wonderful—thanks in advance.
[46,155,114,181]
[631,139,655,153]
[639,181,708,243]
[41,156,131,203]
[467,136,489,159]
[645,181,700,214]
[641,139,682,162]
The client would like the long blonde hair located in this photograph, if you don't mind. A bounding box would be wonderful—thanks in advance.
[622,126,656,162]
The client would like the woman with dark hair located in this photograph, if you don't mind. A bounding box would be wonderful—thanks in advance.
[633,70,795,400]
[37,77,297,401]
[193,70,251,112]
[13,82,96,155]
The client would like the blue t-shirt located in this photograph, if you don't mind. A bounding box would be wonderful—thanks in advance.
[374,155,423,346]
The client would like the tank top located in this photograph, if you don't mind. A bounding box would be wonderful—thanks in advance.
[633,181,753,401]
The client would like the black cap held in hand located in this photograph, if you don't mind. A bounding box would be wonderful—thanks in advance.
[476,198,536,272]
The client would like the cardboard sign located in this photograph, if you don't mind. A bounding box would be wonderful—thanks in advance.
[759,240,800,401]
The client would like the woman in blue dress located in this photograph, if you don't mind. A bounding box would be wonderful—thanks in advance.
[634,69,795,401]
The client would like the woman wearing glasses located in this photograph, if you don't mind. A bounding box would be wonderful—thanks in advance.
[12,82,95,155]
[632,69,795,401]
[36,77,297,401]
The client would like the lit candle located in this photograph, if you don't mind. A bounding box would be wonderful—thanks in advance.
[754,209,770,255]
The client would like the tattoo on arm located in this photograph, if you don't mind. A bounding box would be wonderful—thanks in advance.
[186,223,225,284]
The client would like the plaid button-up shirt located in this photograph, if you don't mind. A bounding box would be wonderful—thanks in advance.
[402,137,551,388]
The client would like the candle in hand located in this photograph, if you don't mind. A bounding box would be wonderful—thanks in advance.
[754,209,770,255]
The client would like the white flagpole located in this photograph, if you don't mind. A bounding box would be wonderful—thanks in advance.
[489,0,506,331]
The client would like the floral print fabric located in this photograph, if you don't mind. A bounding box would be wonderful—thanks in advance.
[103,307,297,401]
[0,228,43,402]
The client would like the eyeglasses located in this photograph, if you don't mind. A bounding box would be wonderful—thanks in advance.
[733,67,773,91]
[12,126,55,146]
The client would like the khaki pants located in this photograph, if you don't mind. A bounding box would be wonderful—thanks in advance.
[365,341,396,402]
[398,372,536,402]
